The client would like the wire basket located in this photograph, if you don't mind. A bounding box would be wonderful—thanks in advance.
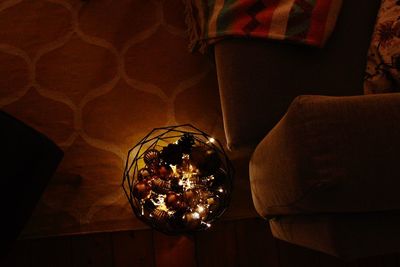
[122,124,233,234]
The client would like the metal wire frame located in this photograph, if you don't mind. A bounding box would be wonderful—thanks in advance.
[121,124,234,234]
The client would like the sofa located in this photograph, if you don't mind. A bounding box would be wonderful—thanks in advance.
[213,0,400,259]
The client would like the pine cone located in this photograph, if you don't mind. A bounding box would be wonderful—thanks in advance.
[178,133,195,154]
[160,143,183,165]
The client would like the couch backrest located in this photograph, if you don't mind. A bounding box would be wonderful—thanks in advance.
[215,0,382,152]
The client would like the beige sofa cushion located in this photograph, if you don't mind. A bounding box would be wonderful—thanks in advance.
[249,94,400,217]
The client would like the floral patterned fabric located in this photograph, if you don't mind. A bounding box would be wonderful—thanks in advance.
[365,0,400,94]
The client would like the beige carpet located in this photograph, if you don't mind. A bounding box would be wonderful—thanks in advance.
[0,0,257,238]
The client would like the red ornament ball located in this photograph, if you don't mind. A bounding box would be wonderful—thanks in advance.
[159,165,171,179]
[166,192,187,211]
[133,181,151,199]
[138,168,151,181]
[183,189,199,206]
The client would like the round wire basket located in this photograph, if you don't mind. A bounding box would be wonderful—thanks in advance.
[122,124,233,234]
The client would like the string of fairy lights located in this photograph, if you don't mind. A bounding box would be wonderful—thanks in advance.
[122,125,232,234]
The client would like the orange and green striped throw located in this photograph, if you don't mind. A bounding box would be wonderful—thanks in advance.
[184,0,343,52]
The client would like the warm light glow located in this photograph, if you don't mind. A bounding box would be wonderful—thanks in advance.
[197,205,205,213]
[192,212,200,219]
[201,222,212,228]
[127,127,231,234]
[181,161,199,191]
[150,194,171,213]
[170,164,178,176]
[204,175,214,182]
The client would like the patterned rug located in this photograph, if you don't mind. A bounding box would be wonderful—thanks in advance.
[0,0,257,238]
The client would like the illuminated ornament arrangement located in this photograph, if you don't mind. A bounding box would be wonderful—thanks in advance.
[122,125,233,234]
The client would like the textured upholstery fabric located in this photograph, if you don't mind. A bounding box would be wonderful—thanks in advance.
[249,94,400,217]
[0,111,63,257]
[215,0,381,151]
[270,212,400,259]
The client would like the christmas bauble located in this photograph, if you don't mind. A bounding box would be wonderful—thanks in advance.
[158,165,172,179]
[166,192,188,211]
[166,192,180,207]
[133,181,151,199]
[138,168,151,181]
[144,149,160,166]
[151,209,169,225]
[183,189,198,207]
[151,177,171,194]
[207,196,220,213]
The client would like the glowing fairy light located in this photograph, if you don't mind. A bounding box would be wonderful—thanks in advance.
[192,212,200,219]
[202,175,214,183]
[208,137,215,143]
[197,205,205,213]
[140,200,145,215]
[201,222,212,228]
[150,194,172,214]
[150,193,166,206]
[180,161,200,191]
[170,164,178,176]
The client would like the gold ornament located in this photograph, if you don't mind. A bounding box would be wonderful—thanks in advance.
[151,209,169,224]
[138,168,151,181]
[144,149,160,166]
[158,165,172,179]
[151,177,171,194]
[133,181,151,199]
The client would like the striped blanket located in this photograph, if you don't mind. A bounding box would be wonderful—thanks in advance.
[184,0,343,52]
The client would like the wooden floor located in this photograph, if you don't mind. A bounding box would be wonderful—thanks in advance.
[2,218,399,267]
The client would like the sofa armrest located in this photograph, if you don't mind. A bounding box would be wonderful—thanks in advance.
[249,93,400,218]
